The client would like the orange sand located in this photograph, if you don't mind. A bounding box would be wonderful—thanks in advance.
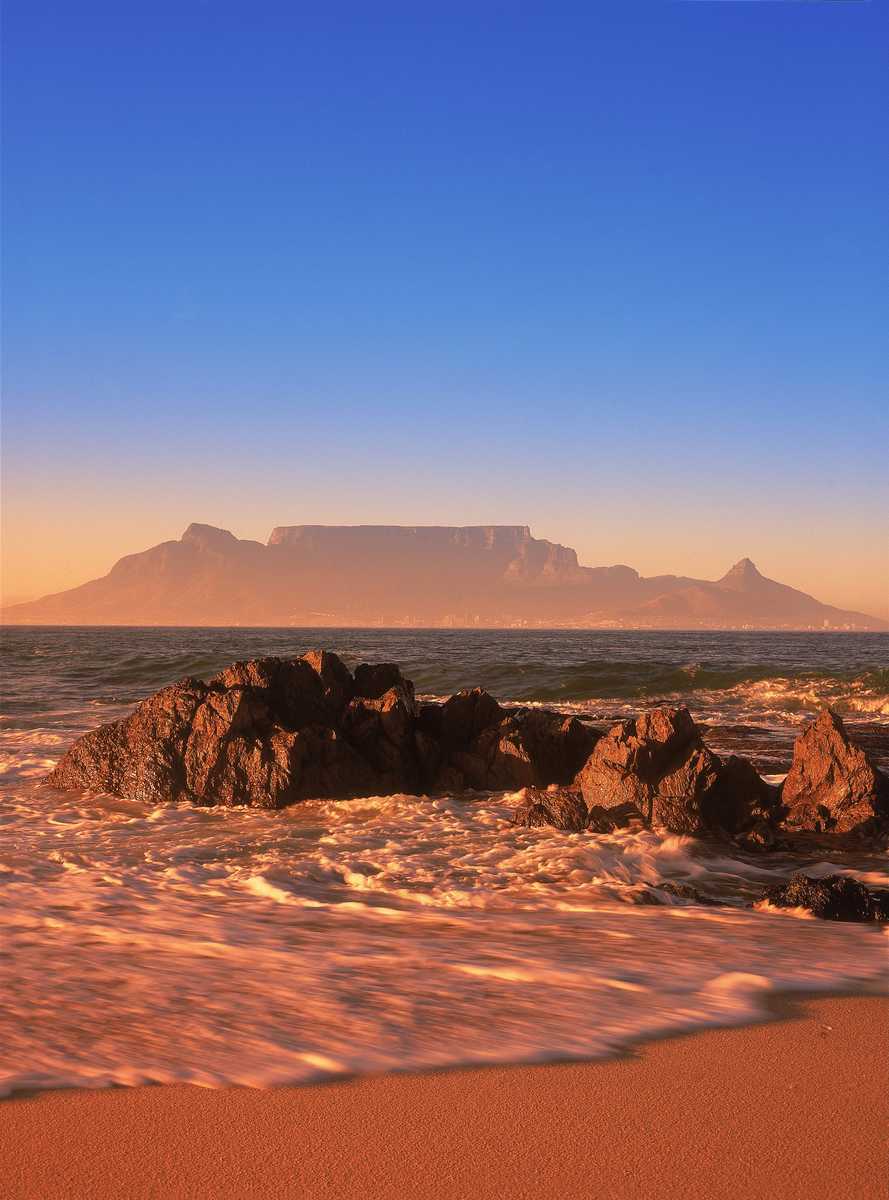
[3,995,887,1200]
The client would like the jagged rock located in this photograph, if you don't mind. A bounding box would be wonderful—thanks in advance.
[47,677,208,803]
[42,657,799,828]
[586,802,643,832]
[705,755,779,832]
[47,653,387,807]
[573,708,720,834]
[573,707,777,837]
[342,682,420,792]
[210,657,339,730]
[353,662,413,701]
[474,709,600,791]
[760,873,889,922]
[438,688,504,747]
[301,649,355,718]
[780,710,889,834]
[513,787,588,832]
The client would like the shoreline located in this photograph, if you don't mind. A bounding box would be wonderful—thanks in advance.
[3,993,887,1199]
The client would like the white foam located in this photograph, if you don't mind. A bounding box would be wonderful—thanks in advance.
[1,783,886,1097]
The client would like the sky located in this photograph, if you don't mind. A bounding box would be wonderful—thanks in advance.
[3,1,888,618]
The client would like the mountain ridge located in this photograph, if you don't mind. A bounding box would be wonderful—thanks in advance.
[3,524,885,630]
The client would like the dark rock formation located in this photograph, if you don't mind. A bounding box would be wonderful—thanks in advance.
[760,873,889,922]
[572,707,764,836]
[47,654,600,809]
[707,755,780,832]
[48,677,208,803]
[513,787,588,832]
[53,657,880,853]
[780,710,889,835]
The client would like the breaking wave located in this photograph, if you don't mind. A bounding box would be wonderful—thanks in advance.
[1,788,887,1096]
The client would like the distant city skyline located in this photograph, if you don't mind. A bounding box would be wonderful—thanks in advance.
[3,3,887,618]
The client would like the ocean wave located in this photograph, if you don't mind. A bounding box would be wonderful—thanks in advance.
[1,785,887,1096]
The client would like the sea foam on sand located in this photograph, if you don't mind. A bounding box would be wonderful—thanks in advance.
[2,787,887,1096]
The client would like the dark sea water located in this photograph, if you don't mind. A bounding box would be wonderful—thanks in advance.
[1,627,887,1096]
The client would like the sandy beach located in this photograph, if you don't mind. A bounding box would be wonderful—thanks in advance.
[3,994,886,1200]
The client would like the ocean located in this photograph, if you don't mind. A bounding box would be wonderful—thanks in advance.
[1,627,888,1095]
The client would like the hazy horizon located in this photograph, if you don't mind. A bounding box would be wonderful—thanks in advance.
[3,4,888,618]
[2,515,887,622]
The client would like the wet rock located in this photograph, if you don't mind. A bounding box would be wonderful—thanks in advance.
[706,755,780,833]
[780,710,889,835]
[47,677,208,803]
[574,709,778,837]
[735,819,776,852]
[760,872,889,922]
[48,654,409,807]
[210,656,338,729]
[655,881,725,907]
[301,649,355,719]
[342,683,420,792]
[573,707,720,834]
[513,787,588,832]
[475,709,600,791]
[353,662,413,702]
[438,688,504,748]
[586,802,643,832]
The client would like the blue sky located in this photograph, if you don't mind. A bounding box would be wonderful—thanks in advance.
[3,1,888,615]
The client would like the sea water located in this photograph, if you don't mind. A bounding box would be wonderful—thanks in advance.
[1,628,887,1095]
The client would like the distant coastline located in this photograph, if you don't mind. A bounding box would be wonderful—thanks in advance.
[3,523,886,630]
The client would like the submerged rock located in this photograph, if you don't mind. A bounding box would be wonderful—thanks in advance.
[780,710,889,835]
[513,787,588,832]
[654,881,726,907]
[760,872,889,922]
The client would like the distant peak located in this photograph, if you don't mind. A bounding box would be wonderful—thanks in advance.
[719,558,765,589]
[181,523,237,548]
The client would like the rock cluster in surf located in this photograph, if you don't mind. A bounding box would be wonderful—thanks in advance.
[760,872,889,922]
[48,652,889,846]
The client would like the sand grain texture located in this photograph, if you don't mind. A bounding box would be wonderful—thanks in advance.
[2,996,887,1200]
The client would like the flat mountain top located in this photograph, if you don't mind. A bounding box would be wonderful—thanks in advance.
[3,523,885,630]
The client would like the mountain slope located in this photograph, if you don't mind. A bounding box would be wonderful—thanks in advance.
[3,525,885,629]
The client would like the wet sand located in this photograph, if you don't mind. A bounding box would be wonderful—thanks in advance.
[3,995,887,1200]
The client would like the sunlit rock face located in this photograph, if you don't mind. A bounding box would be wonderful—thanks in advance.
[780,709,889,834]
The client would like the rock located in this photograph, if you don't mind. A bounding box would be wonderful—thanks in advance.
[48,654,413,807]
[573,707,720,834]
[474,709,600,791]
[47,677,208,803]
[780,710,889,835]
[760,872,889,922]
[210,657,337,729]
[342,683,420,792]
[586,802,643,832]
[438,688,504,748]
[513,787,588,832]
[735,819,776,852]
[43,656,807,826]
[353,662,413,701]
[655,881,725,907]
[573,708,778,837]
[705,755,779,833]
[301,650,354,719]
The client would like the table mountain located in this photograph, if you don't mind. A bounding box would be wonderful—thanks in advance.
[3,524,885,628]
